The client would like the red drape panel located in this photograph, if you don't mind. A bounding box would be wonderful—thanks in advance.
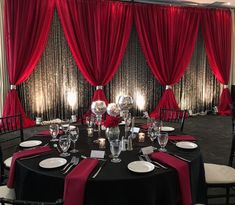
[56,0,133,104]
[3,0,55,127]
[201,9,232,116]
[135,5,200,119]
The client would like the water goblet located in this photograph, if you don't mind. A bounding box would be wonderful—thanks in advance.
[49,124,59,142]
[110,140,122,163]
[61,121,70,134]
[69,127,79,153]
[58,135,71,157]
[157,132,168,152]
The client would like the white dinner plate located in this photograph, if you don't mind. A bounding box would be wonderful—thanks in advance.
[176,141,198,149]
[39,157,67,169]
[161,126,175,132]
[19,140,42,148]
[127,161,154,173]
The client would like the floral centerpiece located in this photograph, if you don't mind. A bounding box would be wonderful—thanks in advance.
[104,115,121,142]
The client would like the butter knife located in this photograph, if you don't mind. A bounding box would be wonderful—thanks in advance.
[92,160,107,178]
[166,152,190,163]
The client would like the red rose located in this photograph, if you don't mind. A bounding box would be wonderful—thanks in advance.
[104,115,120,127]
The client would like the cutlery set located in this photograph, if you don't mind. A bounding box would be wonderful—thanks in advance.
[62,157,79,174]
[139,155,168,169]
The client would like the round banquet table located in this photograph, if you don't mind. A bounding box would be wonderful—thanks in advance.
[14,125,207,205]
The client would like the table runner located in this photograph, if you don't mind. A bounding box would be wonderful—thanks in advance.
[63,158,99,205]
[151,152,192,205]
[7,146,51,188]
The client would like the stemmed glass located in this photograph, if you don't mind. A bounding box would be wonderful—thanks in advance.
[61,121,70,134]
[110,140,122,163]
[49,124,59,141]
[157,132,168,152]
[58,135,71,157]
[69,127,79,153]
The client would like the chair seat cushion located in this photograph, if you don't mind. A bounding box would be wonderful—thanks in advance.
[204,163,235,184]
[4,157,12,168]
[0,185,15,199]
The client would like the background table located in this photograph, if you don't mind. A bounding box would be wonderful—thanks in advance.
[14,125,207,205]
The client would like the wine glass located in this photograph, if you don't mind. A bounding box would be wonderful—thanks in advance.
[110,140,122,163]
[153,120,163,135]
[61,121,70,134]
[69,127,79,153]
[49,124,59,141]
[58,135,71,157]
[157,132,168,152]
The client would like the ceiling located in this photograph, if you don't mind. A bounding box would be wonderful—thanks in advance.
[129,0,235,8]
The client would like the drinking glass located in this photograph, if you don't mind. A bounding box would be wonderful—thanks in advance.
[110,140,122,163]
[58,135,71,157]
[49,124,59,142]
[61,121,70,134]
[157,132,168,152]
[86,116,94,128]
[69,127,79,153]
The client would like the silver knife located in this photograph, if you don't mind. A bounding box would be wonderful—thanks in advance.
[166,152,190,163]
[143,155,168,169]
[92,160,107,178]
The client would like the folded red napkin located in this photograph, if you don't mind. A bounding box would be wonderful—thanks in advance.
[7,146,52,188]
[151,152,192,205]
[36,130,64,136]
[64,158,99,205]
[169,135,196,141]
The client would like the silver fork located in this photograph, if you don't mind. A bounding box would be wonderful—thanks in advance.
[63,157,79,174]
[143,154,168,169]
[139,155,159,169]
[61,156,76,171]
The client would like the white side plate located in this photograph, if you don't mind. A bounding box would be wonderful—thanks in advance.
[39,157,67,169]
[161,126,175,132]
[128,161,154,173]
[176,141,198,149]
[19,140,42,148]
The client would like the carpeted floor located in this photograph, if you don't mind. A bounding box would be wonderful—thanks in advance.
[1,114,234,204]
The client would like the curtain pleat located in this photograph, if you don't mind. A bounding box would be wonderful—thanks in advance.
[19,11,221,121]
[0,0,8,117]
[230,9,235,87]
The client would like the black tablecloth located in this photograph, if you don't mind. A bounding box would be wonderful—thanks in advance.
[14,125,207,205]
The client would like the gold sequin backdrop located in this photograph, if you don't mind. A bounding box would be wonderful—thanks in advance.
[19,11,221,120]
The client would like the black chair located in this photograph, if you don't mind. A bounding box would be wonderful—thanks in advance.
[0,114,24,142]
[0,114,24,184]
[204,131,235,204]
[159,108,187,132]
[0,198,63,205]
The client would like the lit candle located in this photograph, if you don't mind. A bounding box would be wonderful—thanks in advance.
[99,138,106,149]
[87,127,94,137]
[36,117,42,125]
[138,132,145,142]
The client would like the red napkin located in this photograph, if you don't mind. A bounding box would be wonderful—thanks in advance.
[151,152,192,205]
[7,146,52,188]
[36,130,64,136]
[63,158,99,205]
[169,135,196,141]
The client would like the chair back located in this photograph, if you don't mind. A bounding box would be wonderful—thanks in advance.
[0,198,63,205]
[0,114,24,142]
[160,108,187,132]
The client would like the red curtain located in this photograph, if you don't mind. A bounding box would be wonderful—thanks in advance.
[3,0,55,127]
[56,0,133,104]
[135,5,200,118]
[201,9,232,116]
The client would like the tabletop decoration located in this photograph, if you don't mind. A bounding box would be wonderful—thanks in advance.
[91,100,107,138]
[64,158,99,205]
[104,115,120,142]
[107,103,120,117]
